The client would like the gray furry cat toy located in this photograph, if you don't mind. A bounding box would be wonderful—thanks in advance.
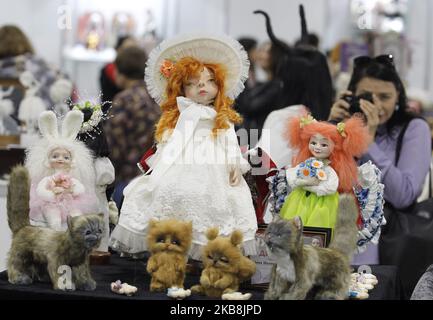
[264,193,359,300]
[7,165,104,291]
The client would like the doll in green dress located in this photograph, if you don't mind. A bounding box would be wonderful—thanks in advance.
[280,114,369,231]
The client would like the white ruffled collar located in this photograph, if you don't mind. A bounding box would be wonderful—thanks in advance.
[176,96,217,119]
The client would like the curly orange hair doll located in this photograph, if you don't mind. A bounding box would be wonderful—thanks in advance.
[155,57,242,142]
[279,114,369,231]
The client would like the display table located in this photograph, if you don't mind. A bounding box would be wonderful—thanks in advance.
[0,254,400,300]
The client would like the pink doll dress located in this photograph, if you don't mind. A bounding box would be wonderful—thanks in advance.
[29,173,98,230]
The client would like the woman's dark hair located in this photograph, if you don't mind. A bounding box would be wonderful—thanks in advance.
[238,37,257,54]
[347,57,413,131]
[275,45,333,121]
[114,46,147,79]
[0,25,34,58]
[115,35,133,51]
[253,9,333,121]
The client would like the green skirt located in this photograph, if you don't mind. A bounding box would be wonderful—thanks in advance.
[280,187,339,230]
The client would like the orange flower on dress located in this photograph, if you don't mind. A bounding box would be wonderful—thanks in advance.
[302,168,310,177]
[317,169,327,181]
[312,160,323,169]
[160,59,175,78]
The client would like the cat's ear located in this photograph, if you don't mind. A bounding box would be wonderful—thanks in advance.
[230,230,243,246]
[185,221,193,233]
[272,214,283,222]
[206,227,219,241]
[67,215,74,231]
[292,216,303,231]
[96,213,104,225]
[148,219,157,230]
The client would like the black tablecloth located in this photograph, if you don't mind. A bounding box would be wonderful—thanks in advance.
[0,255,399,300]
[355,265,401,300]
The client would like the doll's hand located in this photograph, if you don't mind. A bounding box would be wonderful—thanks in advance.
[296,176,320,187]
[229,167,242,186]
[64,186,74,194]
[52,186,64,195]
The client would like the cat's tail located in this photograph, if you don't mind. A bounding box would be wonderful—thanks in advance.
[7,165,30,234]
[329,193,359,260]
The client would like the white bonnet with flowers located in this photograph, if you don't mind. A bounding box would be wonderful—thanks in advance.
[145,34,250,104]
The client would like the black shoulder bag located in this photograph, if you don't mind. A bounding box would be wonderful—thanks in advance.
[378,120,433,299]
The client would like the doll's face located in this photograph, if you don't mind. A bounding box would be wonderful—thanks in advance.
[309,134,334,159]
[49,148,72,170]
[183,67,218,106]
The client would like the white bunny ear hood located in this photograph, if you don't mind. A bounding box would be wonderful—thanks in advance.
[25,110,96,190]
[61,109,83,140]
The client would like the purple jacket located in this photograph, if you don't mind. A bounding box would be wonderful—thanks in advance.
[360,118,431,209]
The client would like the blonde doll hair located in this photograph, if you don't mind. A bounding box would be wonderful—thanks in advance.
[155,57,242,142]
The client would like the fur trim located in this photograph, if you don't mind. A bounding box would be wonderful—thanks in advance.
[145,34,250,104]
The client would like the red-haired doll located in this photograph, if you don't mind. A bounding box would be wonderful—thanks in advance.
[280,114,369,230]
[109,35,258,259]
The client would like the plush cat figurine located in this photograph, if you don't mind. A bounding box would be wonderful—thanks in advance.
[146,219,193,292]
[7,166,104,291]
[264,193,359,300]
[411,265,433,300]
[191,228,256,298]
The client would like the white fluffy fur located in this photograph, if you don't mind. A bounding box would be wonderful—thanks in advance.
[145,34,250,104]
[26,110,96,193]
[38,111,58,139]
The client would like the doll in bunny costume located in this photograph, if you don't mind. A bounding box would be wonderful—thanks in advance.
[26,110,99,231]
[109,34,258,259]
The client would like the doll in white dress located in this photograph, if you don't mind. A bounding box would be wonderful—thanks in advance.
[109,35,258,259]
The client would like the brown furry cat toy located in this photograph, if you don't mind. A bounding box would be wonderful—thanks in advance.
[264,193,359,300]
[7,166,104,291]
[190,228,256,298]
[146,219,192,292]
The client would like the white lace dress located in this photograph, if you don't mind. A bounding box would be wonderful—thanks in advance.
[109,97,258,259]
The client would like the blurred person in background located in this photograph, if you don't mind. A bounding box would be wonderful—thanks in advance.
[105,46,160,208]
[0,25,72,123]
[99,35,137,103]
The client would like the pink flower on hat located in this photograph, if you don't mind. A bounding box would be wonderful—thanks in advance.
[160,59,175,78]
